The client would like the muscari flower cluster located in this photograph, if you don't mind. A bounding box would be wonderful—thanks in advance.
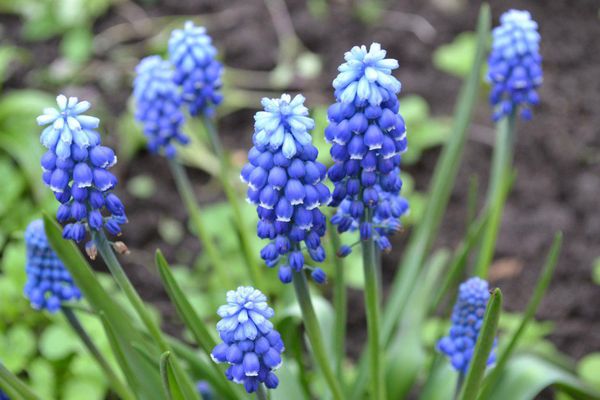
[437,277,497,373]
[241,94,330,284]
[488,9,542,121]
[133,56,188,158]
[211,287,284,393]
[326,43,407,246]
[38,95,126,244]
[168,21,223,117]
[24,219,82,313]
[0,389,8,400]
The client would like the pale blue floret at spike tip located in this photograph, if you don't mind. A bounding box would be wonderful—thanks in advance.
[133,55,188,158]
[211,287,284,393]
[168,21,223,117]
[24,219,82,313]
[37,95,127,244]
[241,94,331,284]
[488,9,543,121]
[437,277,497,373]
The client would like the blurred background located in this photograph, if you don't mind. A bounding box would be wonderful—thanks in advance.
[0,0,599,398]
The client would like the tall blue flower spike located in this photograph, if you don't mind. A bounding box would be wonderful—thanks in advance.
[133,55,188,158]
[168,21,223,117]
[37,95,127,245]
[326,43,407,247]
[488,9,542,121]
[240,94,331,283]
[24,219,82,313]
[211,287,284,393]
[437,277,497,373]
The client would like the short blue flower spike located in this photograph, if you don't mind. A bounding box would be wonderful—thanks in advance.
[133,55,188,158]
[24,219,82,313]
[168,21,223,117]
[437,277,497,373]
[211,287,284,393]
[327,43,407,248]
[241,94,330,283]
[488,9,542,121]
[38,95,127,244]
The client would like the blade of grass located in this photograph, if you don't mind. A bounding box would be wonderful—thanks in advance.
[458,288,503,400]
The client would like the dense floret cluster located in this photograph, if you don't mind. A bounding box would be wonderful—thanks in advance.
[211,287,284,393]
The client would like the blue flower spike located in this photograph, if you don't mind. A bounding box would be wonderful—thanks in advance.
[24,219,82,313]
[327,43,408,248]
[211,287,285,393]
[437,277,497,373]
[0,388,8,400]
[37,95,127,246]
[241,94,331,284]
[168,21,223,117]
[488,9,542,121]
[133,55,188,158]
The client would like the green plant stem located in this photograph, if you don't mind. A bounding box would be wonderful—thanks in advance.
[0,363,40,400]
[61,307,134,400]
[328,224,346,381]
[474,112,516,278]
[361,209,384,400]
[292,269,344,400]
[256,384,268,400]
[454,373,465,400]
[202,118,263,288]
[93,230,200,400]
[167,158,233,289]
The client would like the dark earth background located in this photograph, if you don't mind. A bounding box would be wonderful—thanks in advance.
[4,0,600,371]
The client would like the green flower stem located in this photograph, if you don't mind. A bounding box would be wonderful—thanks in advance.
[292,269,344,400]
[202,118,264,288]
[256,384,269,400]
[454,372,465,400]
[474,112,516,278]
[167,158,233,289]
[93,231,200,400]
[360,209,384,400]
[328,224,347,382]
[61,307,135,400]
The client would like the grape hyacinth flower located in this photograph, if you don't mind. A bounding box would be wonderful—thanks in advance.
[24,219,82,313]
[0,389,8,400]
[326,43,407,246]
[37,95,126,244]
[168,21,223,117]
[241,94,331,283]
[437,277,497,373]
[488,9,542,121]
[211,287,284,393]
[133,55,188,158]
[196,381,212,400]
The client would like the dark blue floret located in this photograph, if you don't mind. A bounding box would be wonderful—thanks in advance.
[168,21,223,117]
[37,95,127,244]
[24,219,82,313]
[488,10,542,121]
[133,56,188,158]
[437,277,497,373]
[211,287,284,393]
[242,94,331,283]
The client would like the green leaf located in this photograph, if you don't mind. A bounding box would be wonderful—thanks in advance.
[0,324,36,372]
[60,27,93,64]
[127,174,157,199]
[28,358,55,400]
[592,258,600,285]
[0,362,40,400]
[459,288,502,400]
[39,324,79,361]
[270,358,306,400]
[160,352,185,400]
[62,378,105,400]
[433,32,478,78]
[577,353,600,391]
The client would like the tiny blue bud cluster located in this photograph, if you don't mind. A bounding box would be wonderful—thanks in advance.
[24,219,81,313]
[196,381,212,400]
[326,43,407,247]
[488,9,542,121]
[168,21,223,117]
[38,95,127,243]
[241,94,331,284]
[437,277,497,373]
[133,55,188,158]
[211,287,284,393]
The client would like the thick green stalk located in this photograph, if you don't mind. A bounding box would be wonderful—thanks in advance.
[474,112,516,277]
[361,209,384,400]
[93,231,200,400]
[256,384,268,400]
[61,307,135,400]
[202,118,263,288]
[454,373,465,400]
[328,224,347,381]
[292,270,344,400]
[167,158,233,288]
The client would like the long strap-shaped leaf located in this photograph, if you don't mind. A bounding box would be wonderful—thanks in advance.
[458,288,503,400]
[161,352,186,400]
[0,363,41,400]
